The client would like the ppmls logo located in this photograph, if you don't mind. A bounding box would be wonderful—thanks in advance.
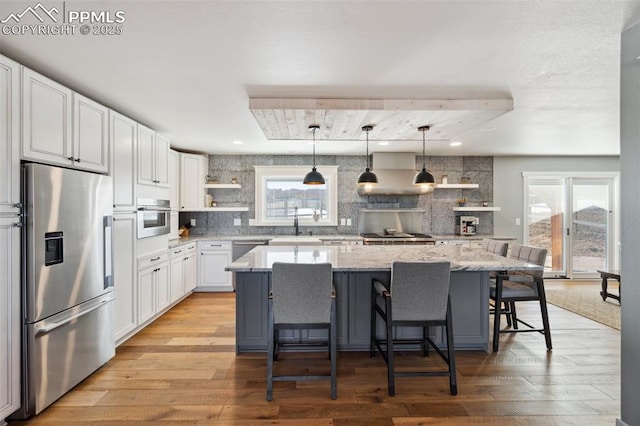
[1,2,126,36]
[1,2,59,24]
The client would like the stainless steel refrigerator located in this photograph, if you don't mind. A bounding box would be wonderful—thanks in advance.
[14,163,115,417]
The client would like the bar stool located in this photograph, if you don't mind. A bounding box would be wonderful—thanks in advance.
[267,262,336,401]
[370,261,457,396]
[490,245,551,352]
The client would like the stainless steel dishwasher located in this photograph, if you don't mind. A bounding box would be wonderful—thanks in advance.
[232,239,270,261]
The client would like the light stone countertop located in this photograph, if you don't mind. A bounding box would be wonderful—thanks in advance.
[169,234,515,249]
[226,244,541,273]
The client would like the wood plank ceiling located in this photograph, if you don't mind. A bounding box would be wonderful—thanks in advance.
[249,97,514,141]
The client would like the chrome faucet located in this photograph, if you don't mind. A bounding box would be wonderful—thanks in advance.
[294,206,301,235]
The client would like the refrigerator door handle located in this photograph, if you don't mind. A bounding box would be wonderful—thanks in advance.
[104,215,113,289]
[34,297,113,336]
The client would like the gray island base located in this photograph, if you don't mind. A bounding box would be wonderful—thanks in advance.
[227,244,542,353]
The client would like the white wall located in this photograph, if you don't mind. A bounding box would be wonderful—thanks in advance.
[620,21,640,426]
[493,156,620,243]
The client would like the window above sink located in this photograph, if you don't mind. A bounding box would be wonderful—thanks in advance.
[250,166,339,227]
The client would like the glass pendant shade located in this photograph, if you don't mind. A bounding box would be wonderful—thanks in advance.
[414,125,435,186]
[303,125,325,185]
[357,125,378,185]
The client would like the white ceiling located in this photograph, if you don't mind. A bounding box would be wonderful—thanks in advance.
[1,0,639,157]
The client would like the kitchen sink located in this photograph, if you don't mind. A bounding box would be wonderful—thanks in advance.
[268,236,322,246]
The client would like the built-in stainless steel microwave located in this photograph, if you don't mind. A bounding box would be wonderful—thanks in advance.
[137,198,171,239]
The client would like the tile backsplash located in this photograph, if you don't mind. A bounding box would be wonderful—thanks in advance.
[179,155,494,236]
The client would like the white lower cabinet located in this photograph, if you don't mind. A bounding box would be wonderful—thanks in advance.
[0,218,21,422]
[112,213,137,343]
[183,245,197,292]
[170,243,198,302]
[197,241,233,292]
[170,248,185,303]
[137,251,170,325]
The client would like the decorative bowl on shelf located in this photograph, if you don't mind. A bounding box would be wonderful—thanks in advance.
[457,198,467,207]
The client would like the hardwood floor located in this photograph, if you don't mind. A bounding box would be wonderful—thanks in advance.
[10,281,620,425]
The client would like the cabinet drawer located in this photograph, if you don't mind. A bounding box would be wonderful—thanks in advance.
[138,250,169,269]
[171,243,197,258]
[198,240,231,250]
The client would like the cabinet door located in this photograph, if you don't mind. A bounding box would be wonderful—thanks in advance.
[113,214,137,342]
[22,67,73,166]
[0,55,20,215]
[110,111,137,210]
[180,153,204,210]
[168,149,179,210]
[170,249,185,303]
[183,253,197,293]
[156,261,171,312]
[73,93,109,173]
[198,250,233,291]
[137,124,156,186]
[137,266,156,324]
[170,211,180,240]
[154,134,170,187]
[0,219,21,419]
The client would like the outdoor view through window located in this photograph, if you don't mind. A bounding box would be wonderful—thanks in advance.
[266,179,327,221]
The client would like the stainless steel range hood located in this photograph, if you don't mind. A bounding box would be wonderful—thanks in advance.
[357,152,434,195]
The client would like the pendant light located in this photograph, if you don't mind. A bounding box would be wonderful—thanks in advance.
[357,125,378,185]
[413,125,435,185]
[303,125,325,185]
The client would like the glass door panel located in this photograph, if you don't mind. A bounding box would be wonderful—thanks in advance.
[570,179,611,277]
[526,178,566,277]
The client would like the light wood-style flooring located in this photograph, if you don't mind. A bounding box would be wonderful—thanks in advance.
[10,281,620,425]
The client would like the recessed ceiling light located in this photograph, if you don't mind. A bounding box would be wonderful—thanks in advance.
[479,127,495,132]
[378,141,389,146]
[232,140,244,144]
[450,141,462,147]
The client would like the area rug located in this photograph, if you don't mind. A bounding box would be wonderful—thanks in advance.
[545,287,621,330]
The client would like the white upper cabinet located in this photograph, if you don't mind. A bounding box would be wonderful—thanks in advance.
[179,153,206,210]
[168,149,179,210]
[0,55,19,215]
[72,93,109,173]
[155,134,170,187]
[22,67,73,167]
[110,111,137,211]
[137,125,169,188]
[22,67,109,174]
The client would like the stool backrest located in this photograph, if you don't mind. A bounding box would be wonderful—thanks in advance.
[389,261,451,322]
[509,245,547,279]
[271,262,333,324]
[481,239,509,257]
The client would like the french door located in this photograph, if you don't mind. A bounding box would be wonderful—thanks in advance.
[523,173,619,279]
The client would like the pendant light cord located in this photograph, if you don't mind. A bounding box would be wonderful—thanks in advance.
[312,127,317,167]
[419,125,430,168]
[366,128,370,169]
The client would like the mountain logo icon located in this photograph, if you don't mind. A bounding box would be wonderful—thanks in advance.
[1,2,59,24]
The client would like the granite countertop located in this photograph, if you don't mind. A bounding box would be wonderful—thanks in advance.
[226,244,541,273]
[430,235,517,241]
[169,234,515,248]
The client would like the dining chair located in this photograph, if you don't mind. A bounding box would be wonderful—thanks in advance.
[370,261,457,396]
[267,262,336,401]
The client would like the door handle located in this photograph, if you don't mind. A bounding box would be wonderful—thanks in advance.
[103,216,113,289]
[35,298,112,336]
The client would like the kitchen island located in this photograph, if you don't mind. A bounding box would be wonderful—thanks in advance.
[227,244,542,353]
